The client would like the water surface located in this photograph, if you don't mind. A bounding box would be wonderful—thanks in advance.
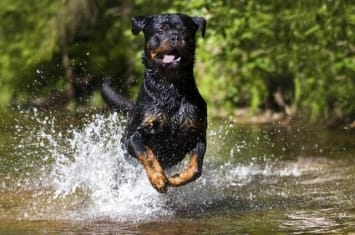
[0,109,354,234]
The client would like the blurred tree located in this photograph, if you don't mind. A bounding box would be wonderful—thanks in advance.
[171,0,355,124]
[0,0,174,109]
[0,0,60,105]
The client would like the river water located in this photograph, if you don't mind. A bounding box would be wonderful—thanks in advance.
[0,109,354,234]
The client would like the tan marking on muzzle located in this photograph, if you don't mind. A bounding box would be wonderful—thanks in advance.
[149,38,173,60]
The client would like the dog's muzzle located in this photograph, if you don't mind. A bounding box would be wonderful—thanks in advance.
[150,37,185,65]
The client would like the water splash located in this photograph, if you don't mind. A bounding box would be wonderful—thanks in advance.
[9,110,302,222]
[43,113,171,221]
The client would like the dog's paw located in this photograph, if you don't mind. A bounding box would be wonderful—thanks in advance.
[150,172,168,193]
[167,175,181,187]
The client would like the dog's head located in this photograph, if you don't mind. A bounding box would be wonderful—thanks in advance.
[131,13,206,70]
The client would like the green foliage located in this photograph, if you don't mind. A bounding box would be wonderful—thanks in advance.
[172,0,355,122]
[0,0,354,124]
[0,0,173,107]
[0,0,60,104]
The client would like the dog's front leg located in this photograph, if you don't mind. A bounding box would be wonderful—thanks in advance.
[168,139,206,187]
[127,132,168,193]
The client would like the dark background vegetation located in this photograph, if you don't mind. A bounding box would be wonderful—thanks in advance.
[0,0,354,127]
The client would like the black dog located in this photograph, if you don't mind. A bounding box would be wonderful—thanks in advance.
[102,13,207,193]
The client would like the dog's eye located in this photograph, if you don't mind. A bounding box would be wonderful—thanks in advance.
[157,30,164,35]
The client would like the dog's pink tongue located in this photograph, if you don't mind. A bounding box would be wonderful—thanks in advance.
[163,55,175,63]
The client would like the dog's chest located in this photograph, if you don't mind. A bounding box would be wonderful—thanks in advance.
[142,103,199,136]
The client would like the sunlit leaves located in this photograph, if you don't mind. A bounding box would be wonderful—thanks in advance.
[172,0,355,122]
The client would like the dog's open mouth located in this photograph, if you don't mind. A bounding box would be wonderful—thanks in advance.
[155,50,182,64]
[162,54,181,64]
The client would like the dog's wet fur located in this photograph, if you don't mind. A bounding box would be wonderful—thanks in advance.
[102,13,207,193]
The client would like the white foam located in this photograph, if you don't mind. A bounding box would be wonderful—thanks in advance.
[45,113,171,221]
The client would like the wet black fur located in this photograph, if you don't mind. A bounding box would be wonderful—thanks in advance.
[102,13,207,171]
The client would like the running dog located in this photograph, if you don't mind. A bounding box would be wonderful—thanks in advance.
[102,13,207,193]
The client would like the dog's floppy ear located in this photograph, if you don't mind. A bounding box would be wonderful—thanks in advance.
[192,17,206,37]
[131,16,152,35]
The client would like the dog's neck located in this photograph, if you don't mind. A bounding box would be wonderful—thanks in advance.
[143,67,197,109]
[145,66,195,88]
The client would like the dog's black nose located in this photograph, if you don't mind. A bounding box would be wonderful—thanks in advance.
[169,33,180,43]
